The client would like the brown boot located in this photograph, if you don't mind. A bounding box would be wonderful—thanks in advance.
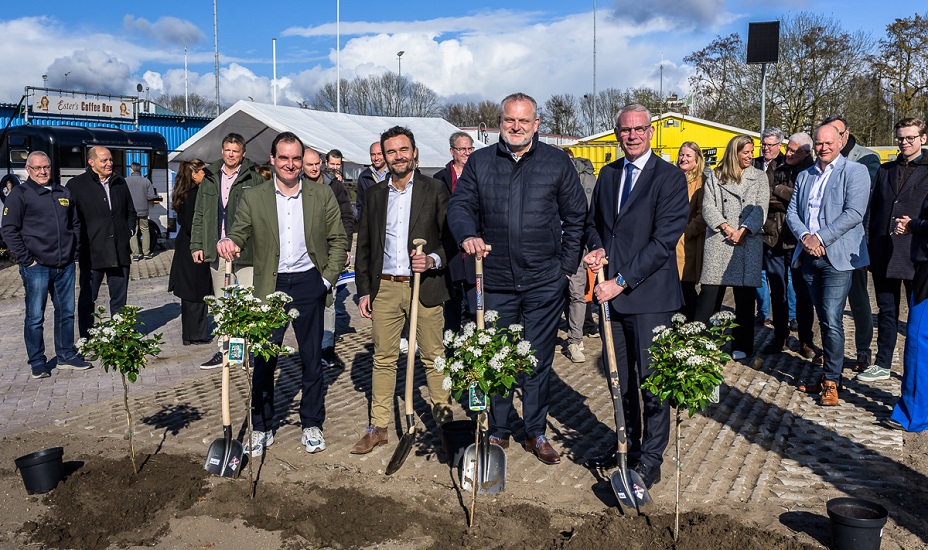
[799,374,843,394]
[820,380,839,406]
[350,426,388,454]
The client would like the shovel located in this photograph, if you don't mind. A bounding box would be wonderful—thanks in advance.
[205,261,244,477]
[596,260,650,511]
[460,244,506,507]
[386,239,427,475]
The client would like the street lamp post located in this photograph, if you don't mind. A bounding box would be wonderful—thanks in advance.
[397,51,405,79]
[42,74,47,88]
[64,72,71,90]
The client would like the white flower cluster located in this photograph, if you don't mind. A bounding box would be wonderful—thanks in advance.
[442,376,453,391]
[489,357,504,371]
[112,313,124,324]
[679,321,706,336]
[528,355,539,367]
[467,346,483,358]
[267,291,294,303]
[652,325,668,334]
[477,332,492,345]
[673,347,696,360]
[686,354,709,366]
[433,355,446,372]
[508,324,523,333]
[485,310,499,323]
[443,330,456,346]
[449,360,464,373]
[462,323,476,338]
[516,340,532,356]
[288,308,300,319]
[710,310,736,326]
[671,313,687,325]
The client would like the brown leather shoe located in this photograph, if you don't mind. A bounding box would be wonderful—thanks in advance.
[799,374,843,394]
[488,435,510,450]
[853,353,872,372]
[799,343,816,359]
[350,426,388,454]
[820,380,839,406]
[525,436,561,465]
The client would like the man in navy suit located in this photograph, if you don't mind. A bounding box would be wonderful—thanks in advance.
[786,124,870,406]
[583,104,689,489]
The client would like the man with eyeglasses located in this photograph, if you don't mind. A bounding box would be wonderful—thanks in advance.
[434,131,476,333]
[860,118,928,384]
[753,127,786,328]
[1,152,92,378]
[356,142,388,220]
[448,93,587,465]
[822,115,881,373]
[582,104,689,489]
[68,146,137,340]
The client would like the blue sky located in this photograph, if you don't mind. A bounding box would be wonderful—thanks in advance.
[0,1,916,109]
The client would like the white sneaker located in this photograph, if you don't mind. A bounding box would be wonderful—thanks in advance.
[244,430,274,457]
[302,426,326,453]
[567,343,586,363]
[399,338,409,354]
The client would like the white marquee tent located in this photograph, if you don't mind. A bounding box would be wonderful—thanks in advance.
[169,101,479,176]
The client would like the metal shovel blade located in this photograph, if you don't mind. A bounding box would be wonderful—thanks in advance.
[460,441,506,494]
[385,426,415,476]
[205,426,244,478]
[611,466,652,509]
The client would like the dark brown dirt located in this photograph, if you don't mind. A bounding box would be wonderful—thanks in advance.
[25,454,208,550]
[19,450,822,550]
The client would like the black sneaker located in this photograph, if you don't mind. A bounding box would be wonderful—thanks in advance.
[322,346,343,368]
[58,356,93,370]
[31,365,51,379]
[200,352,223,370]
[132,255,143,262]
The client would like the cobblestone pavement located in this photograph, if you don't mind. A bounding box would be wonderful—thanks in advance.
[0,251,924,545]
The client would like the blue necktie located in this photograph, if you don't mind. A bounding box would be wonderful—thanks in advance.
[620,162,635,210]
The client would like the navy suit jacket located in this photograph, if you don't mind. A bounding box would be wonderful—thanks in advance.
[585,152,689,314]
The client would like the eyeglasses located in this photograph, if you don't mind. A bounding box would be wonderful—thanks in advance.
[760,143,780,149]
[452,147,475,153]
[26,165,51,172]
[897,135,923,144]
[617,126,650,137]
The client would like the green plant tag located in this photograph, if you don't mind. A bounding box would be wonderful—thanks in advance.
[468,384,487,411]
[228,337,245,365]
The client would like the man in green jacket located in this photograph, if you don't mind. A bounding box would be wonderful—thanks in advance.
[218,131,348,457]
[190,132,264,367]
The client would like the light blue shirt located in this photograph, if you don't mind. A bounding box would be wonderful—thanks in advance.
[382,175,441,276]
[805,158,837,238]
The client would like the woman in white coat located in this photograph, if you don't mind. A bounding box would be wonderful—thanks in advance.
[695,134,769,359]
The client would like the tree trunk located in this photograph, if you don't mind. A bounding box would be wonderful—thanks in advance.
[122,373,138,476]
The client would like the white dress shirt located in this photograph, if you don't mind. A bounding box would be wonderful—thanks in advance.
[381,176,441,276]
[617,149,652,213]
[275,178,325,287]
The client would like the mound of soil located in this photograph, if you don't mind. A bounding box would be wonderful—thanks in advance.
[26,454,208,550]
[19,452,820,549]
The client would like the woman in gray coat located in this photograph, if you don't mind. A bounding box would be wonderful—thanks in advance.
[695,134,768,358]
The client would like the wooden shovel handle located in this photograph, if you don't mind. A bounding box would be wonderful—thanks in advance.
[474,244,492,330]
[596,259,628,451]
[404,239,427,417]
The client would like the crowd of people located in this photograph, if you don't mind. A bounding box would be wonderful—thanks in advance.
[2,93,926,493]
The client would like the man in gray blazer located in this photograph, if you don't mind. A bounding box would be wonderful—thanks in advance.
[786,124,871,406]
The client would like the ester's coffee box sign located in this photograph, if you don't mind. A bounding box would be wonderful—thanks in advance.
[33,94,134,120]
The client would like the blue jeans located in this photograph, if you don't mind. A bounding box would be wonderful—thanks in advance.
[20,262,79,368]
[801,254,852,382]
[787,268,797,320]
[756,269,770,319]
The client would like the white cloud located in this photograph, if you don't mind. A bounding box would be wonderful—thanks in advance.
[123,15,206,46]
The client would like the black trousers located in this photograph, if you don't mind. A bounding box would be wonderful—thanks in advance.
[606,309,673,469]
[181,299,210,343]
[486,276,567,439]
[77,264,129,338]
[251,269,328,432]
[764,246,815,345]
[872,272,913,368]
[694,284,756,354]
[443,280,473,333]
[680,281,699,321]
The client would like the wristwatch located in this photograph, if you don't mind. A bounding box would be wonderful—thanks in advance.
[614,273,628,289]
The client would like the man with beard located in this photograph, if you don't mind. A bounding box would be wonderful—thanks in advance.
[352,126,455,454]
[68,146,136,339]
[218,132,347,457]
[303,147,354,368]
[356,141,388,219]
[447,93,587,465]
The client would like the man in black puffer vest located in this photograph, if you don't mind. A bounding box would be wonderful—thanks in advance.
[448,92,587,466]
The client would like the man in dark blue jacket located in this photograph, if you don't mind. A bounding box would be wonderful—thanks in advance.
[447,92,587,465]
[1,152,92,378]
[583,104,689,489]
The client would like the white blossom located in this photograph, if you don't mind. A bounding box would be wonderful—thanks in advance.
[705,341,718,351]
[462,322,476,338]
[260,304,271,312]
[433,356,446,372]
[671,313,687,325]
[485,310,499,323]
[467,347,483,358]
[442,376,453,391]
[710,310,736,325]
[508,324,523,333]
[288,309,300,319]
[652,325,668,334]
[453,336,466,348]
[489,357,504,371]
[516,341,532,356]
[112,314,124,324]
[477,333,492,345]
[450,360,464,373]
[528,355,539,367]
[686,355,708,366]
[443,330,455,346]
